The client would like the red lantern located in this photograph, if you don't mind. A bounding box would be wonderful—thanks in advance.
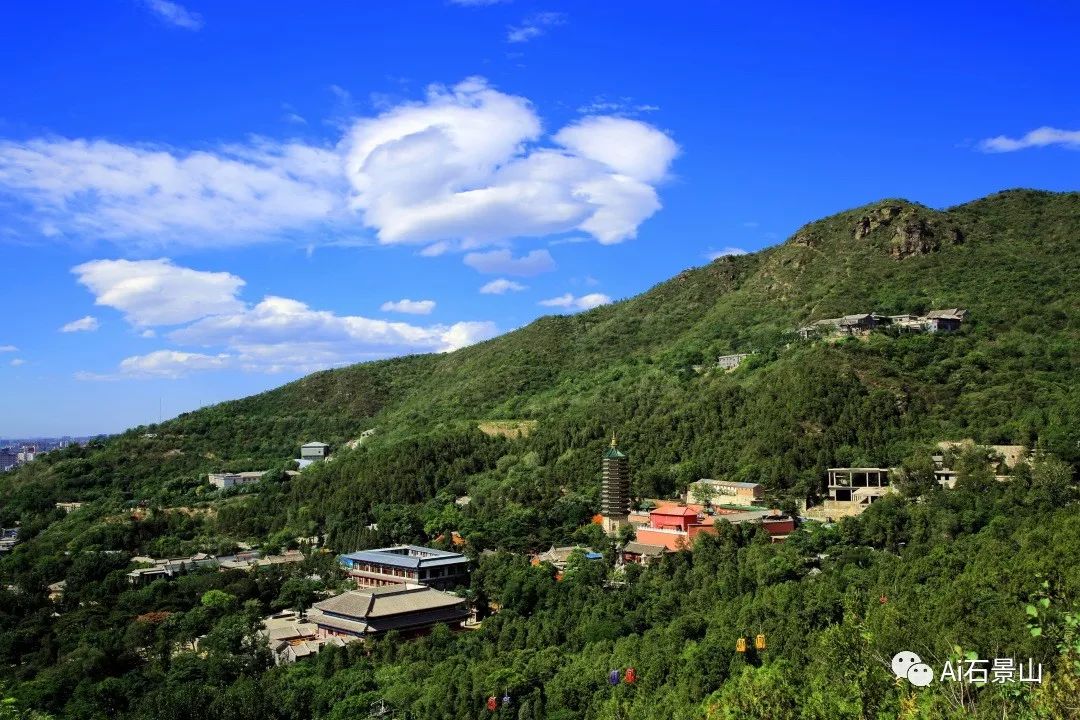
[624,667,636,684]
[487,696,497,712]
[879,594,888,605]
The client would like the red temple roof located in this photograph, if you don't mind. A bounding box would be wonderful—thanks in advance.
[650,506,699,518]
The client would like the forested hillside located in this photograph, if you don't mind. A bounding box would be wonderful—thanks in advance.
[1,189,1078,719]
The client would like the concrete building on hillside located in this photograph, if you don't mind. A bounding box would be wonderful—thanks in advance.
[300,442,329,460]
[799,309,967,339]
[798,313,884,339]
[688,478,764,506]
[0,528,18,554]
[716,353,751,370]
[925,309,966,332]
[933,440,1029,488]
[826,467,893,504]
[208,471,267,489]
[307,584,469,641]
[338,545,470,589]
[126,549,304,585]
[296,441,330,469]
[600,434,631,535]
[803,467,896,521]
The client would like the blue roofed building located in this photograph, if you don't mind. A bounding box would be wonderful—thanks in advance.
[338,545,470,590]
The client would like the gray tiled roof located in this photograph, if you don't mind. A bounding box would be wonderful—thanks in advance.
[926,308,966,319]
[307,610,369,634]
[312,584,465,620]
[622,542,668,556]
[308,585,468,636]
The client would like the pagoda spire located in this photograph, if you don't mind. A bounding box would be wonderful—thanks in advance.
[600,431,630,535]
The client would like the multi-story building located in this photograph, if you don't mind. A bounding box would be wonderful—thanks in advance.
[826,467,892,504]
[338,545,470,589]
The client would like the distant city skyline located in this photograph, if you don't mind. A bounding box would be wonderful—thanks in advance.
[1,1,1078,435]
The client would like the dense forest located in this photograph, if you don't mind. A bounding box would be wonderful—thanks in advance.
[1,189,1078,718]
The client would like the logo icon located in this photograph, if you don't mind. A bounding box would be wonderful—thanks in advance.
[892,651,933,686]
[892,651,921,679]
[907,662,934,687]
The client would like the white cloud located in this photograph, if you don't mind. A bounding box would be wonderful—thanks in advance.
[168,295,497,372]
[507,12,565,43]
[60,315,100,333]
[479,278,527,294]
[73,258,245,326]
[140,329,157,338]
[706,247,748,260]
[70,259,498,376]
[439,322,499,351]
[119,350,230,378]
[10,358,25,367]
[342,78,677,247]
[577,96,660,117]
[978,126,1080,153]
[0,138,344,245]
[0,345,16,353]
[282,104,308,125]
[142,0,203,30]
[329,84,349,99]
[380,298,436,315]
[555,116,676,184]
[463,249,555,276]
[0,78,677,252]
[539,292,612,311]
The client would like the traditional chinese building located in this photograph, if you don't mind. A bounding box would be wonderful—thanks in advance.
[307,584,470,640]
[600,433,631,535]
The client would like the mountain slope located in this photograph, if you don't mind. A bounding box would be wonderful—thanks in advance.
[1,189,1077,538]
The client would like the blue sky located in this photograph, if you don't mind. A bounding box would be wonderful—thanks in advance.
[1,0,1077,437]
